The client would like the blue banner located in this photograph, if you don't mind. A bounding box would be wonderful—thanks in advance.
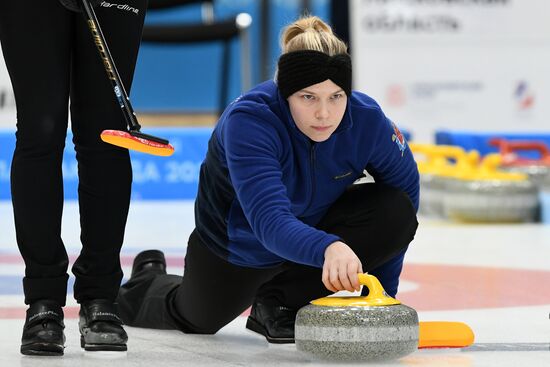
[0,127,211,200]
[1,126,412,200]
[435,130,550,158]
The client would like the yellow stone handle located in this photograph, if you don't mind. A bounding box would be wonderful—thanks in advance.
[357,273,390,302]
[409,143,480,176]
[479,153,502,171]
[311,273,401,307]
[458,153,527,181]
[409,143,464,160]
[430,146,480,170]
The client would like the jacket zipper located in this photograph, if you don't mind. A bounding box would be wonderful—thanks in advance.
[304,143,316,213]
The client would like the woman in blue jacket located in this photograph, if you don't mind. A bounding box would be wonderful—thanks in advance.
[117,15,419,344]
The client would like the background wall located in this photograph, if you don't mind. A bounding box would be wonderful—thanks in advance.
[350,0,550,143]
[0,0,330,200]
[130,0,328,112]
[0,0,329,123]
[1,0,549,200]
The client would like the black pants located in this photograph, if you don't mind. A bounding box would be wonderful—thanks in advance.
[117,183,418,333]
[0,0,147,306]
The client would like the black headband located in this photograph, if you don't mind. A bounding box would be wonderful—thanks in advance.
[277,50,352,99]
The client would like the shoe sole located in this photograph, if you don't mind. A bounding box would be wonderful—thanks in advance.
[245,316,295,344]
[80,336,127,352]
[21,343,64,356]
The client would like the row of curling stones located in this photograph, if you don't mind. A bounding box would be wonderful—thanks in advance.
[444,153,537,222]
[410,143,538,223]
[294,274,418,362]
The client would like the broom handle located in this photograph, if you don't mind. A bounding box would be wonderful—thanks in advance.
[80,0,142,132]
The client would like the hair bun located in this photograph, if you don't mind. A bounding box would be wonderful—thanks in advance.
[280,16,347,56]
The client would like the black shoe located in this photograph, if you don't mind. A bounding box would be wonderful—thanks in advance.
[79,299,128,351]
[246,301,296,344]
[21,300,65,356]
[131,249,167,278]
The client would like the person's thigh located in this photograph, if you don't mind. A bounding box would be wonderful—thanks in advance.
[0,0,72,144]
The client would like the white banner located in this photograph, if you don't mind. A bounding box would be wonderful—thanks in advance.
[0,48,16,127]
[350,0,550,142]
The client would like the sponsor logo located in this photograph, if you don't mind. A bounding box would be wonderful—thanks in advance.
[100,1,140,14]
[114,86,125,107]
[411,81,483,99]
[386,84,406,107]
[390,120,407,156]
[28,310,59,322]
[87,20,116,81]
[92,312,121,321]
[363,13,460,33]
[333,171,352,180]
[360,0,509,33]
[514,81,535,110]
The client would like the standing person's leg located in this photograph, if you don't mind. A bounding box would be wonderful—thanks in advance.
[0,0,73,356]
[69,1,147,351]
[249,183,418,341]
[118,230,283,333]
[70,0,146,305]
[0,0,72,309]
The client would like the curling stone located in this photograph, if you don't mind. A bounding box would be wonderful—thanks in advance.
[411,144,478,218]
[410,143,451,217]
[443,153,538,222]
[490,139,550,223]
[295,274,418,362]
[490,139,550,188]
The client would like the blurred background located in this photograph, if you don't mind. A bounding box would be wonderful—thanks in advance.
[1,4,549,365]
[1,0,549,222]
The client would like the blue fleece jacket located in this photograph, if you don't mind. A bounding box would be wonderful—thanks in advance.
[194,80,419,294]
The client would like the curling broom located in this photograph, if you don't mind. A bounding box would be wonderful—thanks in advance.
[81,0,174,156]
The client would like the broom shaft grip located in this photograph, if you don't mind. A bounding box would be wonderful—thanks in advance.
[80,0,141,131]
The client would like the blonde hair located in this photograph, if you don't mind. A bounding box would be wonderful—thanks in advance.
[280,16,348,56]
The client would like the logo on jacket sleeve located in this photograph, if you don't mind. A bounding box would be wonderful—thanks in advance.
[390,120,407,156]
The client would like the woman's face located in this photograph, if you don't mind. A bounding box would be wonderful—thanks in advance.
[287,79,348,143]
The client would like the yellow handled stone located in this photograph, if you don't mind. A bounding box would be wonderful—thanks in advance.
[310,274,401,307]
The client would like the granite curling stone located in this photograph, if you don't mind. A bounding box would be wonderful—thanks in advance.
[490,139,550,188]
[443,153,538,223]
[295,274,418,362]
[410,143,477,218]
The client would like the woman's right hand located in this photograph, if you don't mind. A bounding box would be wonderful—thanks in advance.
[322,241,363,293]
